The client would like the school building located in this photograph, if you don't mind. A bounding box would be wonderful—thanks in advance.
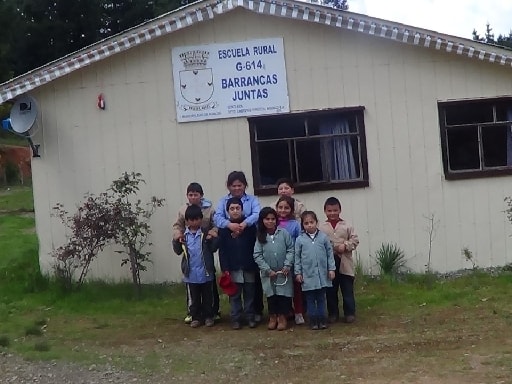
[1,0,512,281]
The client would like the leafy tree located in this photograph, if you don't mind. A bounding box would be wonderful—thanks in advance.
[100,0,183,36]
[52,192,118,290]
[9,0,184,76]
[497,32,512,49]
[108,172,164,296]
[322,0,348,10]
[473,22,512,49]
[472,23,494,44]
[0,0,19,82]
[11,0,104,75]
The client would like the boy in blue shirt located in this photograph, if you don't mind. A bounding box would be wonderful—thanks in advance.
[173,205,219,328]
[173,182,220,324]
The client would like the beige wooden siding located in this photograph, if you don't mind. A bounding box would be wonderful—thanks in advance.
[33,9,512,282]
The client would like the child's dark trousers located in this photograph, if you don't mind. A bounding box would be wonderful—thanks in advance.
[230,282,255,322]
[305,288,326,319]
[326,269,355,319]
[188,280,214,321]
[267,295,292,315]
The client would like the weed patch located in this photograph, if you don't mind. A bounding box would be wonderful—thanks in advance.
[0,186,34,212]
[0,335,10,347]
[25,325,43,336]
[34,340,50,352]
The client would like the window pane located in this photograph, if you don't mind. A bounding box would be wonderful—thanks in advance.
[446,127,480,170]
[256,141,292,185]
[495,103,512,122]
[308,113,359,135]
[255,116,305,140]
[482,124,510,167]
[322,136,361,180]
[343,136,361,179]
[296,140,324,182]
[445,103,493,125]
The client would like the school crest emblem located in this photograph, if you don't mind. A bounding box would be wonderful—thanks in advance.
[178,50,214,104]
[179,68,214,104]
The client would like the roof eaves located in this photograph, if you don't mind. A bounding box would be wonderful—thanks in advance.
[255,1,512,65]
[0,0,229,103]
[2,0,512,104]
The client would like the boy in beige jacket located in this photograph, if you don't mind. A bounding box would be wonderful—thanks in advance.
[318,197,359,323]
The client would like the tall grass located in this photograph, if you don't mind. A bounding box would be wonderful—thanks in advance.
[373,243,407,276]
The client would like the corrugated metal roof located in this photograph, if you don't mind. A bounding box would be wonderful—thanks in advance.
[1,0,511,103]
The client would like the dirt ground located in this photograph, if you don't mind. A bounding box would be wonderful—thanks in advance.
[13,304,509,384]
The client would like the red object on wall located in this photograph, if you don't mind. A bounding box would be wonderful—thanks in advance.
[97,94,105,110]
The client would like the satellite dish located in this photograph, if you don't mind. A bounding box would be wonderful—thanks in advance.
[10,95,38,135]
[8,94,41,157]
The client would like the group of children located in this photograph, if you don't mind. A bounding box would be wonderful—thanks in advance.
[172,172,359,331]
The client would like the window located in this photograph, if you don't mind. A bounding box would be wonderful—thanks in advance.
[438,98,512,180]
[248,107,369,195]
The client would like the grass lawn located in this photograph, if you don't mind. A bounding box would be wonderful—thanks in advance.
[0,186,34,212]
[1,188,512,383]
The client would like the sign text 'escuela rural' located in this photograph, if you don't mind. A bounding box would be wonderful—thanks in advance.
[171,38,290,123]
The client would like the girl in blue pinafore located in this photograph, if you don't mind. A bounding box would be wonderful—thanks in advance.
[294,211,336,330]
[253,207,294,331]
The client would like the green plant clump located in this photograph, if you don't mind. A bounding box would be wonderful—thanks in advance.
[34,340,50,352]
[25,325,43,336]
[374,243,407,276]
[0,335,10,347]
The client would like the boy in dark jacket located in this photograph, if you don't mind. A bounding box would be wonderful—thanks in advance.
[173,205,219,328]
[218,197,258,329]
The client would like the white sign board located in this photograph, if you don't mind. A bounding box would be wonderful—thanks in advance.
[171,38,290,123]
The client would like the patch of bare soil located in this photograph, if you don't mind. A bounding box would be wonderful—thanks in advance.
[24,305,511,384]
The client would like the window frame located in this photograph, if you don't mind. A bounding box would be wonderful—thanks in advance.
[438,97,512,180]
[248,106,369,196]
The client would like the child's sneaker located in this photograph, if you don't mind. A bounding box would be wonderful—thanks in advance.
[231,321,241,330]
[190,320,201,328]
[294,313,305,325]
[205,318,214,327]
[184,315,192,324]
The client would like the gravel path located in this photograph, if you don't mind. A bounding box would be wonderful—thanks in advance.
[0,353,154,384]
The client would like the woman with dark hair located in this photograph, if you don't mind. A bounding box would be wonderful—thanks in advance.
[214,171,264,321]
[214,171,260,233]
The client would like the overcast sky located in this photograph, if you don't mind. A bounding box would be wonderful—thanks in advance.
[347,0,512,39]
